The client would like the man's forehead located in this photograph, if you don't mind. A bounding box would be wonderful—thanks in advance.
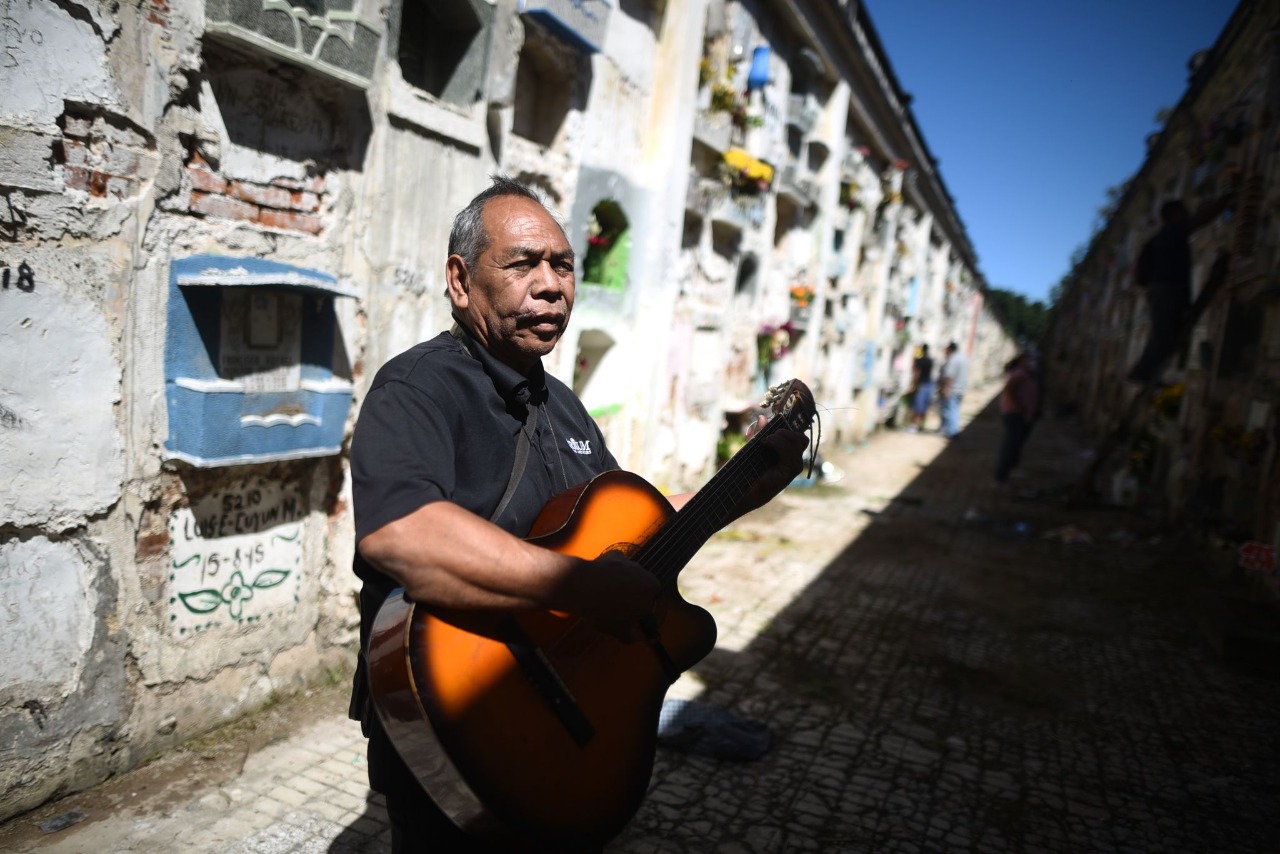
[484,197,570,251]
[484,195,555,229]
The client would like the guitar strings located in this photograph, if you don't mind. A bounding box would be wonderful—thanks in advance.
[536,424,785,660]
[639,404,820,585]
[539,399,821,659]
[637,438,770,583]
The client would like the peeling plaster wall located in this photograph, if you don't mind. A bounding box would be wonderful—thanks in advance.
[0,0,121,125]
[1,0,360,821]
[0,534,128,817]
[0,250,125,528]
[1,539,98,700]
[352,119,490,377]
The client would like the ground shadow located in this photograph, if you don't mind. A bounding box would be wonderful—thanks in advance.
[613,394,1280,852]
[326,792,388,854]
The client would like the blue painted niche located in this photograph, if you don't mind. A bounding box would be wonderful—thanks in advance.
[164,256,357,467]
[518,0,611,54]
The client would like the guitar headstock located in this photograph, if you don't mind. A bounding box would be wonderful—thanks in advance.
[762,379,816,434]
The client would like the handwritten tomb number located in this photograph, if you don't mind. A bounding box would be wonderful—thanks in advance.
[2,262,35,292]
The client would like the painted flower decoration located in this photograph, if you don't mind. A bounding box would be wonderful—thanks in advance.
[221,571,255,620]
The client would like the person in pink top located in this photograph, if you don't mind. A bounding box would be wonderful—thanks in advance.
[995,353,1038,487]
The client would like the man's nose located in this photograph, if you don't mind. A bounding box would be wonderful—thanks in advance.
[530,259,566,299]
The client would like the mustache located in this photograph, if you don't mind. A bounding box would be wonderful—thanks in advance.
[514,309,568,328]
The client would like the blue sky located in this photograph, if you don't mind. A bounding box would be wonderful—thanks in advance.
[861,1,1240,304]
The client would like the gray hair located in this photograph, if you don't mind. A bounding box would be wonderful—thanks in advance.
[448,175,554,271]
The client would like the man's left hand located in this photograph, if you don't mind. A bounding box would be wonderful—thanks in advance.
[733,417,809,518]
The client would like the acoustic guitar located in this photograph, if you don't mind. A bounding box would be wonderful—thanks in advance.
[367,379,815,849]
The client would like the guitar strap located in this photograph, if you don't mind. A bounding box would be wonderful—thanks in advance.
[491,404,537,524]
[450,321,538,525]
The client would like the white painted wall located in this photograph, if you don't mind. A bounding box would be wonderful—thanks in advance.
[0,538,97,699]
[0,0,121,126]
[0,251,124,529]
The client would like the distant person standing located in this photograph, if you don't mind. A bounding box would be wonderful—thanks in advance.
[1128,200,1192,385]
[937,341,969,439]
[995,353,1038,488]
[908,344,934,432]
[1126,195,1233,384]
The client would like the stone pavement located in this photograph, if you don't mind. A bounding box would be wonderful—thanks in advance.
[5,387,1280,853]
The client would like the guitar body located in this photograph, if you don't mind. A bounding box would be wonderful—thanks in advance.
[367,470,719,849]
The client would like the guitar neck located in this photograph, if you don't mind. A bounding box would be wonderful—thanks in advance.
[636,416,787,584]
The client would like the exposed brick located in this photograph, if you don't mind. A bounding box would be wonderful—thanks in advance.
[60,138,90,168]
[64,165,92,192]
[291,190,321,212]
[230,180,293,209]
[103,146,141,177]
[146,0,168,25]
[61,114,93,139]
[88,170,109,197]
[105,175,136,198]
[136,530,169,560]
[103,123,148,150]
[191,190,259,222]
[258,208,322,234]
[187,165,228,194]
[271,174,327,193]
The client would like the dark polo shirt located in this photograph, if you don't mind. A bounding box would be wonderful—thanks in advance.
[352,326,618,553]
[348,324,618,847]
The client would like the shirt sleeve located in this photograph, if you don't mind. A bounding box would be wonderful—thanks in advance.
[592,417,619,472]
[351,380,456,542]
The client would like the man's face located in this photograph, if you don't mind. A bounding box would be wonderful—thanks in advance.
[448,195,576,373]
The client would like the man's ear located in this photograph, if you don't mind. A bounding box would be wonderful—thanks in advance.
[445,255,469,308]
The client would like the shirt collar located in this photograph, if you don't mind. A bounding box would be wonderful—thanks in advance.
[451,320,547,410]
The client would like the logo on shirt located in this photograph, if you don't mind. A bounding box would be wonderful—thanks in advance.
[566,438,592,455]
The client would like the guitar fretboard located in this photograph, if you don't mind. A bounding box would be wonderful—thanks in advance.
[634,415,788,584]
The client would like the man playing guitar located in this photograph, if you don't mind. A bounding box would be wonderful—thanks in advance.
[349,176,807,852]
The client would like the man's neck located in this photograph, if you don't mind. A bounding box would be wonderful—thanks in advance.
[451,316,539,377]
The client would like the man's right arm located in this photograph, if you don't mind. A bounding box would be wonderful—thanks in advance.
[358,501,659,641]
